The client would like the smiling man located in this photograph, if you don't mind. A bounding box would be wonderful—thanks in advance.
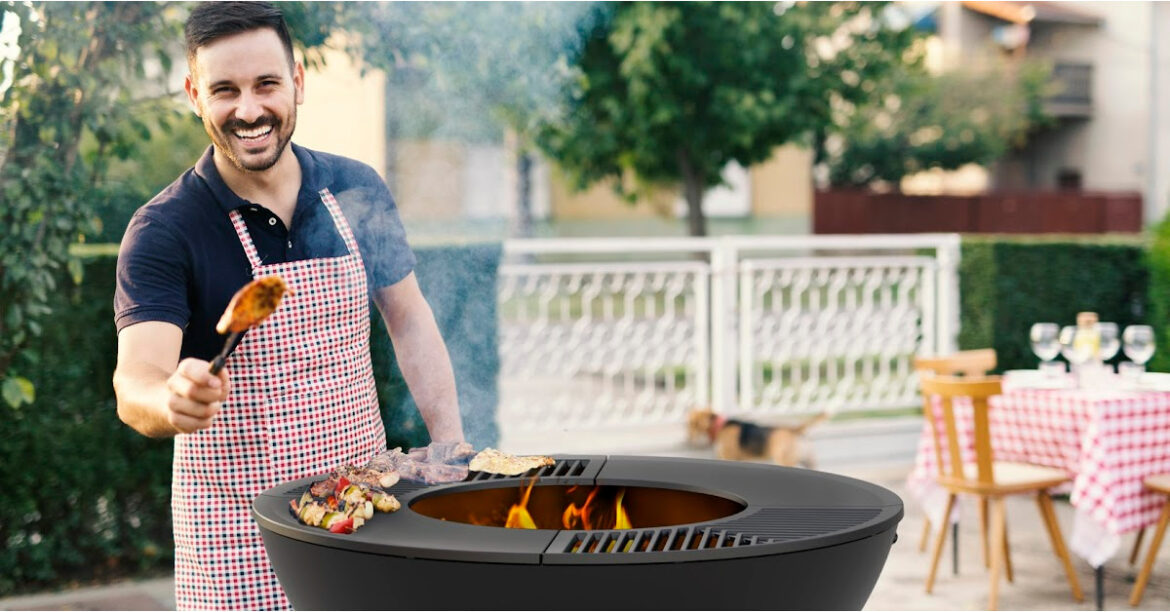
[111,3,465,609]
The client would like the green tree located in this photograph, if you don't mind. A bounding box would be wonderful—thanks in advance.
[822,54,1052,188]
[537,1,921,236]
[0,2,182,408]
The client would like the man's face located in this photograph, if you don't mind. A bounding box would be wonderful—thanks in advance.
[184,28,304,173]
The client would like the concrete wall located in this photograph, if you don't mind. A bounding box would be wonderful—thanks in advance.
[295,45,386,183]
[750,145,814,216]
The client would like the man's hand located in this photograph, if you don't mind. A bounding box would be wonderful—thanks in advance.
[115,321,229,438]
[164,358,230,433]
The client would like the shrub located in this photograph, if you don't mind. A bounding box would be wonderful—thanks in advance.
[959,236,1150,372]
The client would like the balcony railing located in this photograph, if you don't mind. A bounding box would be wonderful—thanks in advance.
[1044,61,1092,118]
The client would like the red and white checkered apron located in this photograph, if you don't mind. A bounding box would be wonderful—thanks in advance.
[172,189,386,610]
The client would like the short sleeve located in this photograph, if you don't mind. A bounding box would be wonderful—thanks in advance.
[331,164,416,291]
[114,212,192,332]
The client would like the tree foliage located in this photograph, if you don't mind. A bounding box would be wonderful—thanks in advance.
[536,1,922,236]
[0,2,182,408]
[821,53,1052,188]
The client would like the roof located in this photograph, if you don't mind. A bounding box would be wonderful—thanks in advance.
[961,1,1103,26]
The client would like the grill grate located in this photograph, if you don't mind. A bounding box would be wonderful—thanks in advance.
[468,458,590,481]
[560,507,880,554]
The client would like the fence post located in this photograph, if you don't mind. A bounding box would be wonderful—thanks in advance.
[937,234,962,355]
[710,239,738,414]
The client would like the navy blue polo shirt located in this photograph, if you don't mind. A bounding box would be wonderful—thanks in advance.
[114,143,416,361]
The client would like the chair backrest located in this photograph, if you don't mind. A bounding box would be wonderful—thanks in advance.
[919,375,1003,487]
[914,348,997,377]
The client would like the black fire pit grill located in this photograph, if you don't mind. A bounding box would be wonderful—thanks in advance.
[253,455,903,610]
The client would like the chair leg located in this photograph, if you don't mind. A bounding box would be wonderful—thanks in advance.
[1130,499,1170,606]
[987,497,1006,611]
[1036,492,1084,603]
[980,496,990,569]
[926,494,957,594]
[1002,508,1014,583]
[1130,527,1146,566]
[920,517,931,553]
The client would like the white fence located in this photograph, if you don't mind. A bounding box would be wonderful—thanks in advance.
[496,235,960,438]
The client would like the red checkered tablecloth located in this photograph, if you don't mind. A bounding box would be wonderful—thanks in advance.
[907,379,1170,566]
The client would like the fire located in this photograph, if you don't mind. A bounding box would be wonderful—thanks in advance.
[504,477,538,529]
[505,480,632,530]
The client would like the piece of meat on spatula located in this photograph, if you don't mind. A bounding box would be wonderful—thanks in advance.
[216,275,291,334]
[209,275,292,374]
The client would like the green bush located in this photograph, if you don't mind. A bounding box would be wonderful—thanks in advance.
[1146,219,1170,372]
[0,246,500,596]
[959,236,1150,372]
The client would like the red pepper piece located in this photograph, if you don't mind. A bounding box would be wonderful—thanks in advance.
[327,517,354,534]
[336,476,350,494]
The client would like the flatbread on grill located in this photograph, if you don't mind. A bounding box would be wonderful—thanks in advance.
[469,448,555,476]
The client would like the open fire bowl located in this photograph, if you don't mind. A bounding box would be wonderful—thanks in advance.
[253,455,903,610]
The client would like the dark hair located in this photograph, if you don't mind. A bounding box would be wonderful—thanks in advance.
[185,1,295,72]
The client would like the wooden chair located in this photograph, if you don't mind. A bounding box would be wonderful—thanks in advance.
[914,349,998,565]
[1129,474,1170,605]
[914,348,997,379]
[920,376,1083,610]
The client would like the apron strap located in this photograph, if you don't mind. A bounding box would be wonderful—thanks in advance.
[228,209,264,270]
[318,188,362,259]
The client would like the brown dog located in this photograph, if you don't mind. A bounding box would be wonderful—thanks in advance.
[686,409,828,468]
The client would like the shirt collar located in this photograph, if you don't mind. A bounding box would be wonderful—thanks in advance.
[194,143,333,214]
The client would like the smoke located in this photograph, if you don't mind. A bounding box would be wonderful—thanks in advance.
[328,180,503,449]
[370,2,600,143]
[301,3,607,447]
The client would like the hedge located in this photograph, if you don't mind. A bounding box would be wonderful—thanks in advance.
[958,236,1151,372]
[0,245,501,596]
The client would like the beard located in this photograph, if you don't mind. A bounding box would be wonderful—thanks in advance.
[204,108,296,173]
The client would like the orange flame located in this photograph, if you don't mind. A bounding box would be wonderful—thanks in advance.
[505,477,539,529]
[503,480,634,530]
[614,488,632,529]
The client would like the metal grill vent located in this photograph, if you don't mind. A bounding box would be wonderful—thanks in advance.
[468,458,589,481]
[564,526,755,554]
[561,507,881,554]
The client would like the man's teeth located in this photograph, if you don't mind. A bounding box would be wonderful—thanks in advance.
[234,126,273,139]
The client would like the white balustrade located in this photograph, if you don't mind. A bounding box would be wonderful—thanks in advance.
[497,235,959,439]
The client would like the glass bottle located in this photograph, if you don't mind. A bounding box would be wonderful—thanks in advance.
[1073,311,1101,366]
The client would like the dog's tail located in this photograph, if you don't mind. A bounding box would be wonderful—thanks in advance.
[793,411,830,434]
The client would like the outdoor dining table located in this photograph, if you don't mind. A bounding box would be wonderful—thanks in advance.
[906,370,1170,610]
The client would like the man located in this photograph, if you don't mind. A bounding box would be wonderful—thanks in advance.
[112,3,464,609]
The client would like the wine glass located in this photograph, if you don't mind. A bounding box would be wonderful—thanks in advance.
[1098,322,1120,362]
[1123,325,1156,367]
[1030,323,1061,371]
[1060,325,1092,368]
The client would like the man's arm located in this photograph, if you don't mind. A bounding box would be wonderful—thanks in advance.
[372,272,465,443]
[113,321,229,438]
